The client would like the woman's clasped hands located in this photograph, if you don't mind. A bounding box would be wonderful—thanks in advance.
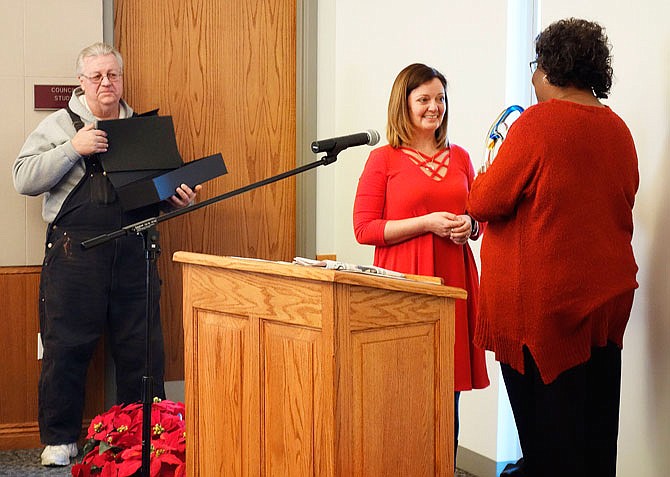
[424,211,472,245]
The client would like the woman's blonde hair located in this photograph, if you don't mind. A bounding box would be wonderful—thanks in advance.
[387,63,448,148]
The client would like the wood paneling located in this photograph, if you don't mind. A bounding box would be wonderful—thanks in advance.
[352,324,437,476]
[0,267,104,449]
[114,0,297,381]
[0,267,41,427]
[262,322,321,476]
[196,310,252,476]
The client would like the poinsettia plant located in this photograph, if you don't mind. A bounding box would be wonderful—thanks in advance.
[71,398,186,477]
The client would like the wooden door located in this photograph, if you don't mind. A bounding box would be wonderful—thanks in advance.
[114,0,297,380]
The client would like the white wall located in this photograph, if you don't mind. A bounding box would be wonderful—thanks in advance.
[316,0,670,475]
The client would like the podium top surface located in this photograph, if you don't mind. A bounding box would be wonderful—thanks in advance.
[173,251,467,299]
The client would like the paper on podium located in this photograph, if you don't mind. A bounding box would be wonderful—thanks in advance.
[293,257,406,279]
[96,115,227,210]
[293,257,444,284]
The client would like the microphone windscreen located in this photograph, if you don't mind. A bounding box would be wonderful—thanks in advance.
[366,129,381,146]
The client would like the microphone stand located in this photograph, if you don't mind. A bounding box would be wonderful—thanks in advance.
[80,151,341,477]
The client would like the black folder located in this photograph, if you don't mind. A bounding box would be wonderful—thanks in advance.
[97,115,227,210]
[115,153,227,210]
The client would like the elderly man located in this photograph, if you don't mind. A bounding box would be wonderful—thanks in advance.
[13,42,198,466]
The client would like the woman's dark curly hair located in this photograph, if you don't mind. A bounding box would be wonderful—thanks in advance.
[535,18,613,98]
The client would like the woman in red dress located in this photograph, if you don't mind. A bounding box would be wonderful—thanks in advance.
[353,63,489,454]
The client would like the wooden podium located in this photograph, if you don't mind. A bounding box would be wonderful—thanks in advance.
[174,252,466,477]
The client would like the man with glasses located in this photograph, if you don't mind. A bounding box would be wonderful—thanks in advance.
[13,42,198,466]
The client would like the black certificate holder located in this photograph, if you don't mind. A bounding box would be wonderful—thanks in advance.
[97,115,227,210]
[116,153,227,211]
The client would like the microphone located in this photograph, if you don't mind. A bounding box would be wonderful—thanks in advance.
[311,129,380,154]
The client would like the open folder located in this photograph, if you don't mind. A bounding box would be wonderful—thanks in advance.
[97,115,227,210]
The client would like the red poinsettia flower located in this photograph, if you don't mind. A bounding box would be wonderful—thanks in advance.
[71,463,92,477]
[115,446,142,477]
[72,398,186,477]
[100,461,119,477]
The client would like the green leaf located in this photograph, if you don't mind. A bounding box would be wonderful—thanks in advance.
[99,440,114,454]
[82,438,99,455]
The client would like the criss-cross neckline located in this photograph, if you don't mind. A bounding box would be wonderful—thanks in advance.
[400,146,451,180]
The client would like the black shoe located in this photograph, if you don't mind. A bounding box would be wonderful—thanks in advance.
[500,458,525,477]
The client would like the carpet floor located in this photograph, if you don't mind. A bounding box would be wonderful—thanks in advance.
[0,447,480,476]
[0,448,78,476]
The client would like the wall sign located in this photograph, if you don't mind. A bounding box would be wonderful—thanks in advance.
[34,84,78,110]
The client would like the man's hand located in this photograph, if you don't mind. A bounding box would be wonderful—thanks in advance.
[166,183,202,209]
[71,123,108,155]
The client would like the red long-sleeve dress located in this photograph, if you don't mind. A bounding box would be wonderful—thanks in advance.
[353,144,490,391]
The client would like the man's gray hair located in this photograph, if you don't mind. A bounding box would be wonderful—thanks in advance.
[75,42,123,75]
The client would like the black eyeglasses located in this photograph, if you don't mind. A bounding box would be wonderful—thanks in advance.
[529,60,538,74]
[80,71,123,84]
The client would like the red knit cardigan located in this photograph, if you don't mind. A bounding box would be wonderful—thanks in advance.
[467,99,639,384]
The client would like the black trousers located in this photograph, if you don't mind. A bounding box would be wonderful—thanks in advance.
[38,228,166,444]
[501,343,622,477]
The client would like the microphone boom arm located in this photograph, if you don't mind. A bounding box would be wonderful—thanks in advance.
[82,155,336,249]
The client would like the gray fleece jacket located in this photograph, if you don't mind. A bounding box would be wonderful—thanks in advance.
[12,87,133,223]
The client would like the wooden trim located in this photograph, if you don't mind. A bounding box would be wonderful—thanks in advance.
[456,446,504,477]
[0,266,42,275]
[0,420,94,450]
[0,423,41,450]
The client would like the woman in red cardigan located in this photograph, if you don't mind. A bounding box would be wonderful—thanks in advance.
[468,19,638,477]
[353,63,490,457]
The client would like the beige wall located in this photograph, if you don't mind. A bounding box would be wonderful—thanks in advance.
[1,0,102,266]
